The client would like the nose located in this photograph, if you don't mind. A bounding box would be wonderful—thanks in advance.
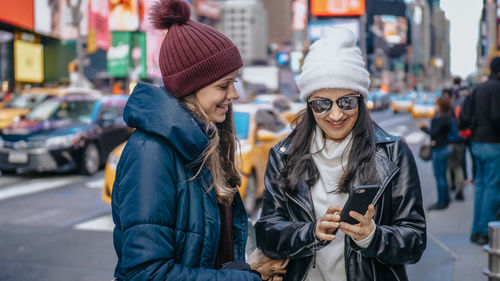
[227,83,239,100]
[327,103,344,120]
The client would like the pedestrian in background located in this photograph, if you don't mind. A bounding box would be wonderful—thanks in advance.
[442,88,466,201]
[450,76,474,184]
[461,56,500,246]
[419,95,453,210]
[111,0,281,280]
[255,28,426,281]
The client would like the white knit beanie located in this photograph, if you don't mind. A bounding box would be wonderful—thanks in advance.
[298,27,370,101]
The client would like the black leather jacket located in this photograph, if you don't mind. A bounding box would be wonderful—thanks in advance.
[255,125,426,281]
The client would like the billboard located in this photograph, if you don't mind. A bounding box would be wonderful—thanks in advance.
[372,15,408,45]
[89,0,110,50]
[0,0,34,30]
[141,0,166,79]
[308,18,360,42]
[34,0,88,40]
[14,40,44,83]
[311,0,365,16]
[34,0,55,36]
[109,0,140,31]
[107,31,146,79]
[293,0,307,31]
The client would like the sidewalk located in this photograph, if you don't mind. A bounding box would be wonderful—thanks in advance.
[407,158,488,281]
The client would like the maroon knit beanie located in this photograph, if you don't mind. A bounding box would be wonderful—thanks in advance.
[151,0,243,98]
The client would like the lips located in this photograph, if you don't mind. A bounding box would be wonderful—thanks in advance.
[327,119,347,128]
[216,104,230,114]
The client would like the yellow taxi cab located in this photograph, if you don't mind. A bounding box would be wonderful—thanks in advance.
[233,103,292,216]
[101,141,126,204]
[391,95,414,113]
[410,95,436,118]
[102,104,292,218]
[0,87,101,129]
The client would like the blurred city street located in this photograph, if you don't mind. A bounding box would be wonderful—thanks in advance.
[0,109,489,281]
[0,0,496,280]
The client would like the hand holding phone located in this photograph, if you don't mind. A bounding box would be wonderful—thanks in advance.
[333,185,379,235]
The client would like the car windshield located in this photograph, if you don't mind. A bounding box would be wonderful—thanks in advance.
[416,97,434,105]
[5,94,47,109]
[27,99,96,123]
[234,111,250,140]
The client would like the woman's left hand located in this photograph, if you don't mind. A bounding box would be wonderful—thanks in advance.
[339,204,376,241]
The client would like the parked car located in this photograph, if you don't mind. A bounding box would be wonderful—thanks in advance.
[0,87,102,129]
[101,104,292,218]
[0,94,129,174]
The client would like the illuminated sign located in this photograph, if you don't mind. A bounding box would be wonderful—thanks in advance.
[311,0,365,16]
[0,0,34,30]
[14,40,44,83]
[372,15,408,45]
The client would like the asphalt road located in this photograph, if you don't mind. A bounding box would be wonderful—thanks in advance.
[0,108,488,281]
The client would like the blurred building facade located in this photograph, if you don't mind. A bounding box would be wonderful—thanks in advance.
[0,0,455,96]
[215,0,268,65]
[477,0,499,80]
[407,0,431,90]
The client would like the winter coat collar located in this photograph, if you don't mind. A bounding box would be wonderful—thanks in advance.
[123,83,209,163]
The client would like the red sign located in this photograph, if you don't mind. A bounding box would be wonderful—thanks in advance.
[0,0,34,30]
[89,0,110,50]
[311,0,365,16]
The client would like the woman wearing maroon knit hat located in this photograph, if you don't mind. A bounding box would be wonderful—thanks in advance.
[111,0,285,280]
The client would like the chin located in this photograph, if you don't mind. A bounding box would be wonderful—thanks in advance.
[212,115,226,123]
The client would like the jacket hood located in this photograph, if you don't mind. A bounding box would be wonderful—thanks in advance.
[123,83,208,162]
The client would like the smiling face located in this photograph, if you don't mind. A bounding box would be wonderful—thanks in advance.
[195,70,240,123]
[309,88,359,142]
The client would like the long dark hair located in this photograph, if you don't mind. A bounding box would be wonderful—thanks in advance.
[275,97,377,193]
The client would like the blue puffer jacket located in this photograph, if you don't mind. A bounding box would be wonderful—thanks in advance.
[112,83,259,281]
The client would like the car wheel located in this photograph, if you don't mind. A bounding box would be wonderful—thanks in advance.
[244,173,260,221]
[80,143,100,175]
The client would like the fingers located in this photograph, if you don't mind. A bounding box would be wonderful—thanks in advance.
[272,268,287,275]
[315,216,340,241]
[315,228,335,241]
[340,205,376,241]
[326,205,343,214]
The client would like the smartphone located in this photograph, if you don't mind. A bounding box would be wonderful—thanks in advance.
[332,185,380,234]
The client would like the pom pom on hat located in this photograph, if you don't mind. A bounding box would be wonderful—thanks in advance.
[150,0,191,29]
[298,27,370,101]
[150,0,243,99]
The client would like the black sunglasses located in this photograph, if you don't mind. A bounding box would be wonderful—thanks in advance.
[308,94,361,113]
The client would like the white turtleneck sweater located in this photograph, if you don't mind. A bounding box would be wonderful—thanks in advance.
[305,125,374,281]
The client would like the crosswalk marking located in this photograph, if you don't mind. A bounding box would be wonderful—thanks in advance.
[0,177,79,201]
[86,178,105,189]
[404,131,427,144]
[74,214,114,232]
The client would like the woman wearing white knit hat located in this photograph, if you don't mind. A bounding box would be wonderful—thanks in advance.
[255,27,426,281]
